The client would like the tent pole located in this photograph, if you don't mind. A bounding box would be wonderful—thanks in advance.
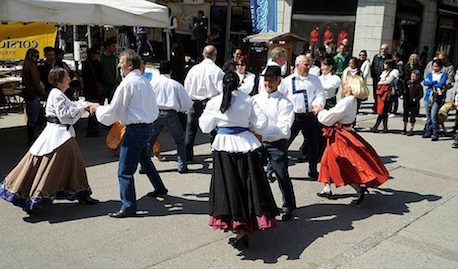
[87,25,92,48]
[224,0,232,63]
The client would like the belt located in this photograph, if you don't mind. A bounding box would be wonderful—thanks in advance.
[159,109,176,112]
[216,126,249,135]
[126,122,151,126]
[46,116,71,130]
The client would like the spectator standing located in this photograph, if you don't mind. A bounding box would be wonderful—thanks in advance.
[82,47,103,137]
[99,39,120,104]
[333,44,347,77]
[357,50,371,85]
[191,10,208,60]
[21,49,45,146]
[401,70,423,136]
[222,48,243,73]
[371,44,392,102]
[38,46,56,95]
[184,45,224,162]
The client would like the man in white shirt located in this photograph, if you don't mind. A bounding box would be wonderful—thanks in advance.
[184,45,224,161]
[90,50,168,218]
[279,55,325,179]
[253,65,296,221]
[305,52,321,76]
[148,61,193,173]
[258,47,288,93]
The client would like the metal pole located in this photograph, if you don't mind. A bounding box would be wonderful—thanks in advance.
[87,25,92,48]
[224,0,232,63]
[166,29,171,61]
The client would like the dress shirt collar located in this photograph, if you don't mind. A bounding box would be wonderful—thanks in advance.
[259,88,282,98]
[161,74,171,79]
[125,69,141,79]
[293,71,308,80]
[202,58,214,65]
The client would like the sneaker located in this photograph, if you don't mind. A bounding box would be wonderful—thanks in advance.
[388,113,395,118]
[401,130,407,135]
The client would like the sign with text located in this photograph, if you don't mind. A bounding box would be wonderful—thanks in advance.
[0,22,57,60]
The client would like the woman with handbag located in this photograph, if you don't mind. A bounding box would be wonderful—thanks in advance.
[0,67,99,214]
[423,59,447,141]
[370,59,399,133]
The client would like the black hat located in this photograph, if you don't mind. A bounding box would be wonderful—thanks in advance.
[263,65,281,77]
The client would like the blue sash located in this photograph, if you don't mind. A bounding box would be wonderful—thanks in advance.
[216,126,249,134]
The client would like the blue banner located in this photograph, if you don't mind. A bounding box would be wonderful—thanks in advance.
[250,0,277,33]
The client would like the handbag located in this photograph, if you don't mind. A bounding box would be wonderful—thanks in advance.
[105,121,126,153]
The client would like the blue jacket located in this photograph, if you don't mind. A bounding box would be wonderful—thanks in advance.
[423,72,447,102]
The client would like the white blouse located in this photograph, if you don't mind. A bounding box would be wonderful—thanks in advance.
[151,74,193,112]
[30,88,87,156]
[319,73,341,99]
[237,71,256,95]
[317,95,357,128]
[198,91,268,153]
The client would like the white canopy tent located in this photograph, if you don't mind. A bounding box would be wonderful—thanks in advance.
[0,0,168,27]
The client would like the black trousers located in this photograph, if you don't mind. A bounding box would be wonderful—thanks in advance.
[289,113,319,175]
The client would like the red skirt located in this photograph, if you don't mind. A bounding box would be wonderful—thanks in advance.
[318,124,389,187]
[376,84,390,115]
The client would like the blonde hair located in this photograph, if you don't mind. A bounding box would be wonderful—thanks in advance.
[347,75,369,100]
[408,53,420,66]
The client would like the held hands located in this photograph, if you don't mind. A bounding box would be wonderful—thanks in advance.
[312,105,323,115]
[84,103,100,114]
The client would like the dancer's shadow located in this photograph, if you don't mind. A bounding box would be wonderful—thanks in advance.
[237,187,441,263]
[23,194,209,224]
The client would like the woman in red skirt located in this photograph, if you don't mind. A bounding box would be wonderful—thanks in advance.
[314,75,389,205]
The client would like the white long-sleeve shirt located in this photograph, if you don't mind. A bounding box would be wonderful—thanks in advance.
[237,71,256,95]
[30,88,87,156]
[198,91,268,153]
[252,89,294,142]
[319,73,341,100]
[184,58,224,100]
[151,74,193,112]
[96,69,159,126]
[360,59,371,81]
[318,95,357,128]
[378,69,399,85]
[279,71,326,113]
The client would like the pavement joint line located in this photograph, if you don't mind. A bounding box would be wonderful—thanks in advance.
[393,165,458,181]
[316,192,458,269]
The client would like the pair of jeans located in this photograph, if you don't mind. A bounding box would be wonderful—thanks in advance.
[25,96,41,128]
[185,99,209,161]
[264,140,296,212]
[118,124,167,213]
[289,113,319,175]
[424,99,444,138]
[151,110,187,172]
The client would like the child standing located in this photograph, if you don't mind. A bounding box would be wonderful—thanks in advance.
[402,70,423,136]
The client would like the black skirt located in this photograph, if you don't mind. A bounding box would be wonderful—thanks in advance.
[209,149,279,231]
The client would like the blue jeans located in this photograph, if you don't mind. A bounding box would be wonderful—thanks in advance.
[150,110,187,172]
[264,140,296,212]
[424,99,444,138]
[118,124,167,213]
[26,96,41,127]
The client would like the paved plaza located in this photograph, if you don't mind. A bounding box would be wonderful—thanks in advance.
[0,103,457,269]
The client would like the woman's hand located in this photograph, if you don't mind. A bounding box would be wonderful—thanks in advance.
[313,105,323,115]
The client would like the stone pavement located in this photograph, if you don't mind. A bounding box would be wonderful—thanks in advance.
[0,103,457,269]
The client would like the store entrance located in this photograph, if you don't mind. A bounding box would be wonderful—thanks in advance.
[393,0,423,57]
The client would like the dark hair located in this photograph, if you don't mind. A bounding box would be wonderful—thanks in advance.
[104,39,116,49]
[392,51,402,59]
[198,10,204,16]
[384,59,396,69]
[55,48,65,57]
[159,60,171,74]
[359,50,367,55]
[348,57,358,64]
[44,46,55,55]
[320,57,334,70]
[48,67,67,87]
[88,47,100,56]
[432,59,443,69]
[220,72,240,113]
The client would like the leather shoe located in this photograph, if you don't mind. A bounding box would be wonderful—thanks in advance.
[281,211,293,221]
[308,172,319,180]
[316,191,333,199]
[78,196,100,205]
[108,210,137,218]
[147,190,168,198]
[267,171,276,183]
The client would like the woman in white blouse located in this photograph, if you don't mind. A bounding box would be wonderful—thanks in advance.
[235,59,257,96]
[314,75,389,205]
[319,57,342,109]
[0,67,99,213]
[199,72,278,249]
[371,59,399,133]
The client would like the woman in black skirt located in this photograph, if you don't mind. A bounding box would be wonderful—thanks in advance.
[199,72,278,249]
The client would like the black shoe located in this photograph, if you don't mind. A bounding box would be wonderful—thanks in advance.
[147,190,168,198]
[316,191,333,199]
[108,210,137,218]
[422,134,431,138]
[178,168,188,174]
[355,188,366,205]
[308,172,319,180]
[138,169,146,174]
[267,171,276,183]
[229,234,249,249]
[78,196,100,205]
[401,130,407,135]
[452,143,458,148]
[431,136,439,141]
[281,211,293,221]
[406,130,414,136]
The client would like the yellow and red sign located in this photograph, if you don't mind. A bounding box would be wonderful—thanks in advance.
[0,22,57,60]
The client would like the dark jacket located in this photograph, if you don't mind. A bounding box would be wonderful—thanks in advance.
[371,53,392,83]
